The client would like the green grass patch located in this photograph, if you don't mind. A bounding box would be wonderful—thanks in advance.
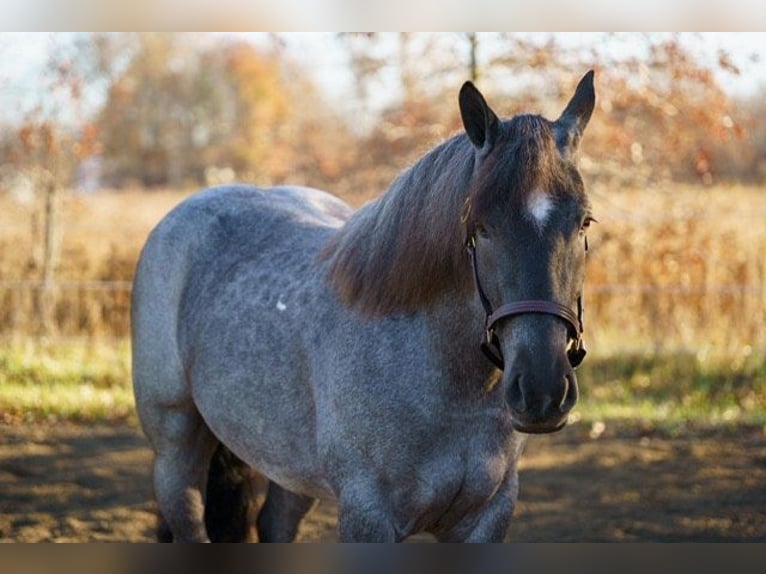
[571,348,766,434]
[0,339,135,423]
[0,339,764,432]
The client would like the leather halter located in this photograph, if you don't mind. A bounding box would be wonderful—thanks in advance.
[466,235,587,370]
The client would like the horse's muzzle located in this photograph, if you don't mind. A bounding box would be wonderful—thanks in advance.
[504,358,579,434]
[510,417,568,434]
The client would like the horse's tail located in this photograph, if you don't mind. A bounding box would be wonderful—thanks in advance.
[202,443,263,542]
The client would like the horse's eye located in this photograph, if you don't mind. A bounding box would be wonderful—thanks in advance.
[475,224,488,237]
[581,216,597,232]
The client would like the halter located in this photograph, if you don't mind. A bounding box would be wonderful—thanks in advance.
[466,234,587,370]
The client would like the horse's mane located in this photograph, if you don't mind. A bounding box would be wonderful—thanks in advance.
[321,115,567,315]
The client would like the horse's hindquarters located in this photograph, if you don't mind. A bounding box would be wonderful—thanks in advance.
[132,185,351,538]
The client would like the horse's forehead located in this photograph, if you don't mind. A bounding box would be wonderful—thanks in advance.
[525,189,554,228]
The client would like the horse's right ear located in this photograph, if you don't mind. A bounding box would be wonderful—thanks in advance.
[459,82,500,151]
[554,70,596,158]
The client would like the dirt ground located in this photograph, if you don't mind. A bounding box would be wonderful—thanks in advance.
[1,422,764,542]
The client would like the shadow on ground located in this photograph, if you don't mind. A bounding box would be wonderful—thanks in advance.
[1,423,763,542]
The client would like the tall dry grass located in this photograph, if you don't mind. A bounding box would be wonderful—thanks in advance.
[0,184,764,357]
[0,189,188,337]
[586,183,766,356]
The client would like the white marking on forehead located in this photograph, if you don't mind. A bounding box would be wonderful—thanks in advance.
[276,299,287,312]
[526,189,554,228]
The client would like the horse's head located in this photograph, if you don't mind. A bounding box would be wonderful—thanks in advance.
[460,72,595,434]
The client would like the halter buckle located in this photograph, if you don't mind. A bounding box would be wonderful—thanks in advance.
[567,337,587,368]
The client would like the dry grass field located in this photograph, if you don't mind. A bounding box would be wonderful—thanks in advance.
[1,183,764,351]
[585,183,766,355]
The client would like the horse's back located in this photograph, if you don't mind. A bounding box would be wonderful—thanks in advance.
[154,185,351,242]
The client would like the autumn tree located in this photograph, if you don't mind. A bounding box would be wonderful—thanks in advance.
[731,88,766,183]
[96,34,229,187]
[580,36,743,186]
[337,33,746,190]
[93,34,354,191]
[337,33,481,198]
[0,35,98,334]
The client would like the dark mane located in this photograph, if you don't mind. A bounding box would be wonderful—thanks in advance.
[321,114,572,315]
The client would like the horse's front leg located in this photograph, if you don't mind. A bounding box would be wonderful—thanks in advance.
[336,482,398,542]
[257,481,317,542]
[440,471,521,543]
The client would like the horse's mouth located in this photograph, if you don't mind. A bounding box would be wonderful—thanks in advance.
[511,418,568,434]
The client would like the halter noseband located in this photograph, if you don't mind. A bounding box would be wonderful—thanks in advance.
[466,235,587,370]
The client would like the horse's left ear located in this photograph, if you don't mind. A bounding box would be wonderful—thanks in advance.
[555,70,596,158]
[459,81,500,151]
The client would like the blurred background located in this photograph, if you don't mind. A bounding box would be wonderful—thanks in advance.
[1,32,764,413]
[0,32,763,541]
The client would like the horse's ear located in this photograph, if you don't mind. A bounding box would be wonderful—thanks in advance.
[459,81,500,151]
[555,70,595,157]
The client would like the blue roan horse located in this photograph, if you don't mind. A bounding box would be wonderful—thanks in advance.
[132,72,596,542]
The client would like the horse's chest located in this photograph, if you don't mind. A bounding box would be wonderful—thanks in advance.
[452,452,507,503]
[407,449,509,530]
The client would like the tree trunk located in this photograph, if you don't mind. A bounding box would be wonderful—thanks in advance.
[37,174,59,336]
[467,33,479,83]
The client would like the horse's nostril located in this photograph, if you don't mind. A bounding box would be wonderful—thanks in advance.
[507,375,527,413]
[560,373,579,412]
[558,376,570,410]
[507,369,577,419]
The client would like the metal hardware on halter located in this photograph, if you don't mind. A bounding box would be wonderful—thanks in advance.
[466,235,587,371]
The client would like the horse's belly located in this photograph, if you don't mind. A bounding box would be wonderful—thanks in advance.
[191,368,331,499]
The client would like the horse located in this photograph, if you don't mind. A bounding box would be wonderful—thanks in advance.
[131,71,596,542]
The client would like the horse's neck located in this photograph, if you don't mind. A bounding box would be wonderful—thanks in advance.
[423,289,498,393]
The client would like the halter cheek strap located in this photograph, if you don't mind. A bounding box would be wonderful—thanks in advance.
[466,236,587,370]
